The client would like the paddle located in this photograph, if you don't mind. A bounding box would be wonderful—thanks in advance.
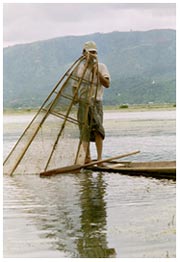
[40,150,140,177]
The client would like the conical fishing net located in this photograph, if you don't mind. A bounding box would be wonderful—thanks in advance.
[4,56,99,175]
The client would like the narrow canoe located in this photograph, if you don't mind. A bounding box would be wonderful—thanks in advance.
[85,161,176,180]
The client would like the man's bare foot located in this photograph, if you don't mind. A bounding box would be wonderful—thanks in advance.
[85,157,92,164]
[97,162,107,167]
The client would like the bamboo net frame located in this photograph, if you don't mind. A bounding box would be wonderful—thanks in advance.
[3,55,100,175]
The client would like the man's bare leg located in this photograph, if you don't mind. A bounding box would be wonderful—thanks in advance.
[95,133,103,163]
[75,141,91,164]
[83,141,91,163]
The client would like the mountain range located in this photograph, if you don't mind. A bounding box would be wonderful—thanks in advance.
[3,29,176,108]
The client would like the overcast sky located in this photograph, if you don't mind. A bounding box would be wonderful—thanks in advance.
[3,2,176,47]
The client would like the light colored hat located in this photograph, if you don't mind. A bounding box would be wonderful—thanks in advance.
[83,41,97,52]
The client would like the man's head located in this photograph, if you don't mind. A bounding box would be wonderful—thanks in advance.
[83,41,97,55]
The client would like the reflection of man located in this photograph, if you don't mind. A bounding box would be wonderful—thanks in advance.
[77,173,116,258]
[73,41,110,164]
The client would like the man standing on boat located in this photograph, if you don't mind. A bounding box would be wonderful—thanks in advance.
[72,41,110,165]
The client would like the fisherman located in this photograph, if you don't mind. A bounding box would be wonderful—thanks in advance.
[72,41,110,165]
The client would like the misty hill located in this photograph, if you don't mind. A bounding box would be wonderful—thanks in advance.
[3,29,176,108]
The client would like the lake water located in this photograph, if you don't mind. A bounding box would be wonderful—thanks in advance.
[3,110,176,258]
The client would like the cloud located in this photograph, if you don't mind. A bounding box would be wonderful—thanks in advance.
[3,3,176,47]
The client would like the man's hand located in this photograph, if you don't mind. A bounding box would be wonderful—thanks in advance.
[92,64,110,88]
[84,51,97,66]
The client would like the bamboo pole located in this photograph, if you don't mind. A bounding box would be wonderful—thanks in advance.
[40,150,140,177]
[44,56,94,171]
[74,56,99,164]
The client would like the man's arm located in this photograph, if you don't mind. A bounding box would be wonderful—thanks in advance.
[98,72,110,88]
[93,63,110,88]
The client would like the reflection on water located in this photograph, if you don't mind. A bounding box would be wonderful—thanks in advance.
[3,110,176,258]
[4,172,116,258]
[77,172,116,258]
[3,171,176,258]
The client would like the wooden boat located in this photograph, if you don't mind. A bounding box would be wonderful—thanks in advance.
[85,160,176,180]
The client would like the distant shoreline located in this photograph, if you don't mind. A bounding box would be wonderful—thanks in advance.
[104,103,176,112]
[3,103,176,115]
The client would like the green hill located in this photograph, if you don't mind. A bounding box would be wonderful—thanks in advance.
[3,29,176,108]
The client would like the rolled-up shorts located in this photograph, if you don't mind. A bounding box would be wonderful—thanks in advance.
[77,100,105,142]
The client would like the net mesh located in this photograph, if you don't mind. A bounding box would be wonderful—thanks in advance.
[4,56,99,175]
[4,56,100,175]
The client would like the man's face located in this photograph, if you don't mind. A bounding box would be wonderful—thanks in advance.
[85,50,97,63]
